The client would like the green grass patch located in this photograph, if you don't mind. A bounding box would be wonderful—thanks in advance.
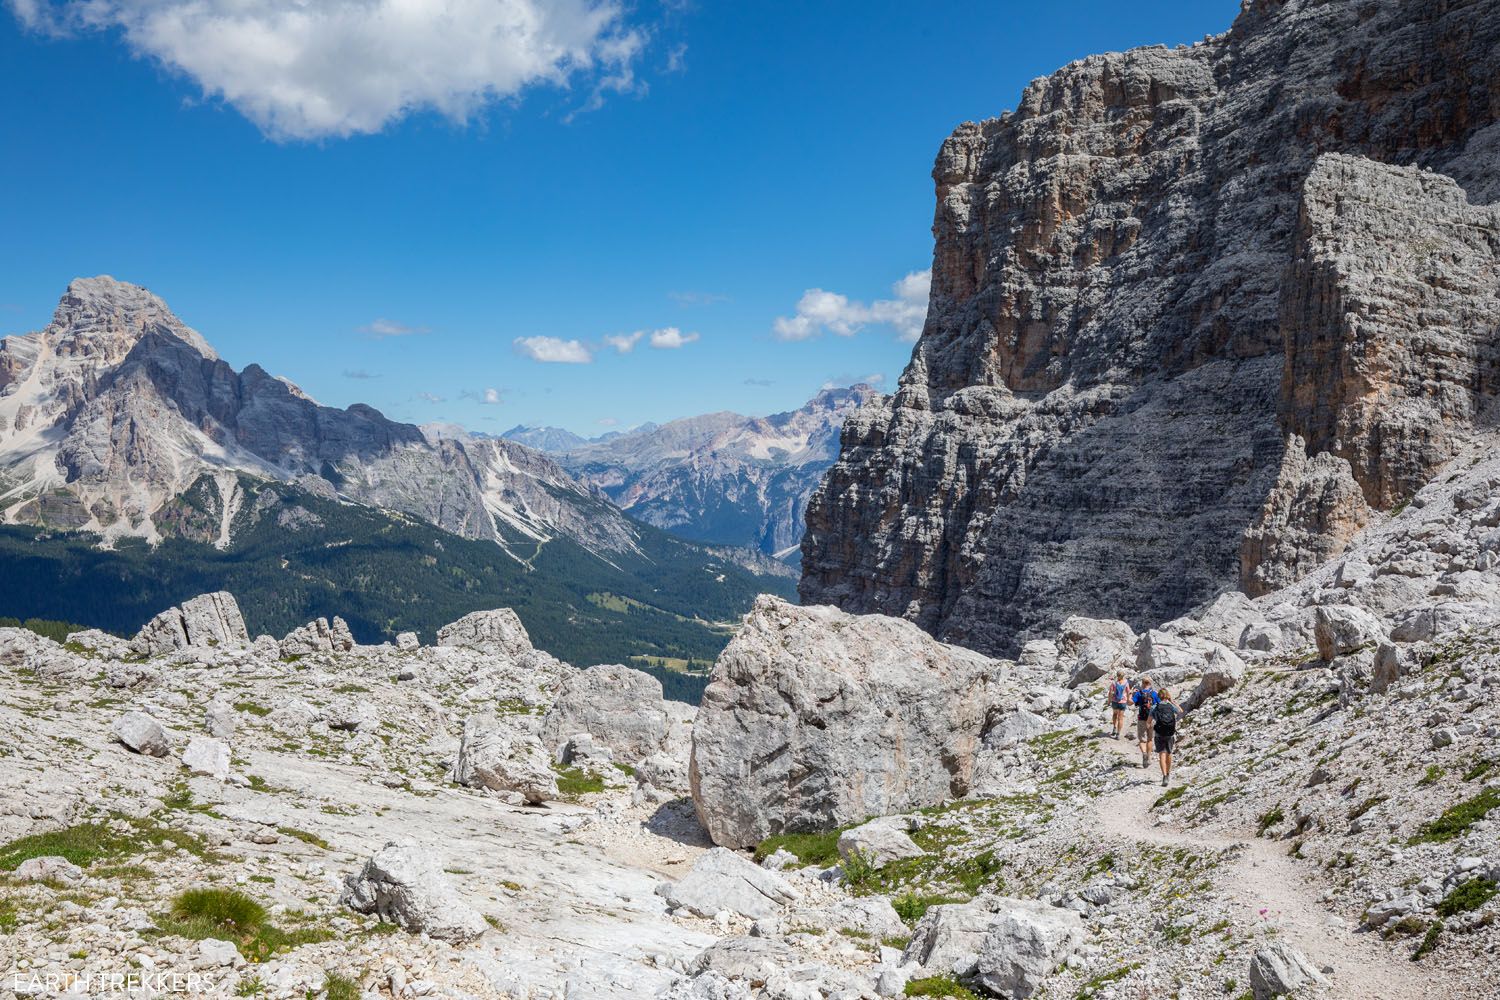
[1436,877,1497,917]
[1154,785,1188,808]
[0,818,216,871]
[235,702,271,717]
[276,827,330,850]
[1463,760,1493,782]
[1410,789,1499,845]
[551,765,606,797]
[1417,765,1444,787]
[905,975,979,999]
[156,888,331,963]
[0,896,17,931]
[1348,795,1388,821]
[753,829,845,868]
[1076,962,1140,1000]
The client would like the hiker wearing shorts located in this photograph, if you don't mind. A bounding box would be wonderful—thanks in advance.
[1105,670,1131,740]
[1152,689,1182,786]
[1132,677,1158,769]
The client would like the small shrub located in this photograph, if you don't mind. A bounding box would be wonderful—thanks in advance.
[1417,765,1444,787]
[905,975,979,999]
[1435,877,1497,917]
[1383,915,1427,939]
[234,976,264,996]
[1411,920,1443,960]
[322,974,361,1000]
[1348,795,1388,821]
[1410,789,1499,844]
[842,848,878,890]
[893,891,964,926]
[1257,806,1285,836]
[0,897,17,931]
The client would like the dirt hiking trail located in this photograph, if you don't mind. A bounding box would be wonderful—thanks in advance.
[1092,733,1455,1000]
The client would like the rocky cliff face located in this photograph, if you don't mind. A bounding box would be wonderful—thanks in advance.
[557,385,882,559]
[802,0,1500,655]
[0,277,634,558]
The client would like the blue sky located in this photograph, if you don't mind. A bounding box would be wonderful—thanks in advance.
[0,0,1240,435]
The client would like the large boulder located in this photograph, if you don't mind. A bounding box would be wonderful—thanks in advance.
[131,592,248,657]
[1181,646,1247,711]
[1162,592,1267,648]
[341,843,488,944]
[1313,605,1386,662]
[182,736,231,781]
[112,711,170,756]
[278,616,355,658]
[982,708,1051,750]
[436,608,533,659]
[539,664,669,764]
[691,597,997,849]
[1134,630,1228,690]
[973,900,1085,998]
[1057,617,1136,688]
[837,818,924,867]
[904,897,1081,994]
[657,847,799,919]
[1248,941,1322,1000]
[452,716,557,804]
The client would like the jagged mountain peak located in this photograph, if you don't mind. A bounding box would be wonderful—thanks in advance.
[48,275,218,362]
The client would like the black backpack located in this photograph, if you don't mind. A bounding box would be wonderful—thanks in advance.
[1153,702,1179,731]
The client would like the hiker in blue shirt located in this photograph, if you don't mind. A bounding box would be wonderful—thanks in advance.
[1104,670,1132,741]
[1132,677,1159,769]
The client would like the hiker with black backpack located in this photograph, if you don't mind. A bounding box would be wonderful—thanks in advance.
[1132,677,1159,768]
[1152,689,1182,787]
[1105,670,1132,740]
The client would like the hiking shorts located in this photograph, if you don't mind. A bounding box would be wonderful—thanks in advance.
[1155,729,1176,753]
[1110,701,1127,711]
[1136,717,1154,742]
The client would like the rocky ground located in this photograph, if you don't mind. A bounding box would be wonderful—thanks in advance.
[2,443,1499,999]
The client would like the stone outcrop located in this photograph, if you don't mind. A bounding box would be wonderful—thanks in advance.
[278,616,355,657]
[539,663,670,764]
[436,608,533,659]
[801,0,1500,656]
[690,596,998,849]
[131,592,248,656]
[452,715,557,804]
[341,843,488,944]
[902,896,1083,992]
[657,848,799,920]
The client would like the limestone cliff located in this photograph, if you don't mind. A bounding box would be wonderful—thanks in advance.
[802,0,1500,655]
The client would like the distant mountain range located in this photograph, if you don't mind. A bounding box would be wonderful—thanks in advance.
[503,384,883,562]
[0,277,794,662]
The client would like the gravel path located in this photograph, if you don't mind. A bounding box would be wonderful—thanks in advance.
[1093,736,1451,1000]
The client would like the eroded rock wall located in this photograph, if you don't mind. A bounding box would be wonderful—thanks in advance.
[802,0,1500,654]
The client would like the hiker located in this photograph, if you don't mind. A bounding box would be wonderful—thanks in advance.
[1105,670,1132,740]
[1132,676,1159,768]
[1153,688,1182,786]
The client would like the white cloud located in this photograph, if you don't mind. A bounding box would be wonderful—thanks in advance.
[596,417,618,427]
[359,318,429,339]
[514,335,593,364]
[342,369,380,379]
[480,387,502,404]
[773,268,930,343]
[604,331,643,353]
[648,327,698,349]
[822,373,885,390]
[416,392,446,403]
[9,0,646,141]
